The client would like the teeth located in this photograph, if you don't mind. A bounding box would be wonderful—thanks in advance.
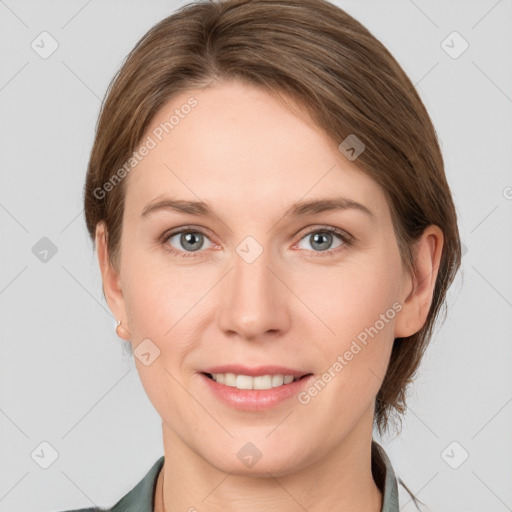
[210,373,298,390]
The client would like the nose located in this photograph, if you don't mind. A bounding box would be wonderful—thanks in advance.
[217,247,291,342]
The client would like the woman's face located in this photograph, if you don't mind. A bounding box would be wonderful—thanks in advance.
[103,79,416,476]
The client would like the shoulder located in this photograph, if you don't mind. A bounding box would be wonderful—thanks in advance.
[54,456,165,512]
[53,506,112,512]
[53,508,109,512]
[372,440,433,512]
[397,476,433,512]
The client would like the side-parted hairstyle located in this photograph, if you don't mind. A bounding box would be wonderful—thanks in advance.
[83,0,461,437]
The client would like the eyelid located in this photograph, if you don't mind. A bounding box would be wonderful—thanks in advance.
[296,225,353,243]
[161,224,214,241]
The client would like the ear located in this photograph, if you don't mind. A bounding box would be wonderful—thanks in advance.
[95,222,130,341]
[394,225,444,338]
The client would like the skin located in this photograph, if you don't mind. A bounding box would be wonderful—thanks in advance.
[96,79,443,512]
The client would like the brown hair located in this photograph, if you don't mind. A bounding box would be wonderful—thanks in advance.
[84,0,461,440]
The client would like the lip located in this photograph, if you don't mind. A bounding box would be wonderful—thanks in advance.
[198,371,314,411]
[200,364,310,378]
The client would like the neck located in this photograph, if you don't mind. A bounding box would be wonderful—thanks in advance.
[156,408,383,512]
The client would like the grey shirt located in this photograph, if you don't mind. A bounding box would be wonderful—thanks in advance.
[60,440,416,512]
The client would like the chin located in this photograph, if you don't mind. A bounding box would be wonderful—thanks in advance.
[205,442,311,478]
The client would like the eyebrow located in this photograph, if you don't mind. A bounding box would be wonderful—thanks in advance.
[141,196,375,220]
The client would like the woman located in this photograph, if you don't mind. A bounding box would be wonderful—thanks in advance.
[69,0,461,510]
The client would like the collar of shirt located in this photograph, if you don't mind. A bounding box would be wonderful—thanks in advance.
[85,440,401,512]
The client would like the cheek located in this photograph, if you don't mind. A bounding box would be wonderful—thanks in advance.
[298,268,398,430]
[121,249,207,339]
[120,258,203,416]
[297,252,401,393]
[295,254,402,339]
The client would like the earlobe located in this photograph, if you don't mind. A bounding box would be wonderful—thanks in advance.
[115,319,132,341]
[95,223,130,339]
[394,225,444,339]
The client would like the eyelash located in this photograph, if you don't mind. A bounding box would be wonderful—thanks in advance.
[160,225,353,259]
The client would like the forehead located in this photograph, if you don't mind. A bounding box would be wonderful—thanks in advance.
[123,80,387,220]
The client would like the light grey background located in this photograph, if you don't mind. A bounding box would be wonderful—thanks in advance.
[1,1,511,511]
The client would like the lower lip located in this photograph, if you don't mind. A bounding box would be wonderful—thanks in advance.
[199,373,314,411]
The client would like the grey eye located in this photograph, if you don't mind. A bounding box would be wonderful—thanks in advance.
[297,230,344,252]
[167,231,212,252]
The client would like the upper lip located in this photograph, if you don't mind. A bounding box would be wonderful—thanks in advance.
[200,365,311,378]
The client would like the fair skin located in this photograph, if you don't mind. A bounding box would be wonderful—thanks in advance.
[96,79,443,512]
